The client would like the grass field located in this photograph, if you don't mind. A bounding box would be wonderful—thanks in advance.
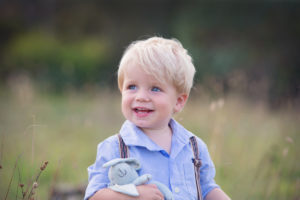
[0,85,299,200]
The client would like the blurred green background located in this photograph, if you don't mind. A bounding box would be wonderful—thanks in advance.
[0,1,299,199]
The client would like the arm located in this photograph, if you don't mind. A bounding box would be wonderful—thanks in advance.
[205,188,231,200]
[133,174,152,185]
[90,184,164,200]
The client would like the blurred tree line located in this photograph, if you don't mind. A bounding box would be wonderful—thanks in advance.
[0,0,299,106]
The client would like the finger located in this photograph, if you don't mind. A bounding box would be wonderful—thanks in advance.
[155,189,164,200]
[154,195,162,200]
[159,193,164,199]
[147,183,158,188]
[157,196,164,200]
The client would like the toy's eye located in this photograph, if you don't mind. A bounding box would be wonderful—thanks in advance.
[118,169,127,177]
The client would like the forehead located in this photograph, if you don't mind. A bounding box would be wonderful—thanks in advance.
[123,63,165,84]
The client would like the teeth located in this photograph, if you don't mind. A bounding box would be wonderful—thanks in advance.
[136,109,147,111]
[134,108,152,112]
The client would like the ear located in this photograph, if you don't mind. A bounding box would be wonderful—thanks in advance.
[103,158,124,168]
[102,158,141,169]
[126,158,141,170]
[173,93,188,113]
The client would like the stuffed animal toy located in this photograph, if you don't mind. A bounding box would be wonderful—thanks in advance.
[103,158,174,200]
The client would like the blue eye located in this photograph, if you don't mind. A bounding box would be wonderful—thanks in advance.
[151,87,161,92]
[128,85,137,90]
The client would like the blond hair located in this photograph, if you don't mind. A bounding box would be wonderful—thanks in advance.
[118,36,196,94]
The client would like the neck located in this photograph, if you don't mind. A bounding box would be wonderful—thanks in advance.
[141,125,173,154]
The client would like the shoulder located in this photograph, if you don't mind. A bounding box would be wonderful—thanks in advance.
[185,130,210,159]
[193,135,208,150]
[97,134,119,147]
[95,134,120,158]
[191,135,215,167]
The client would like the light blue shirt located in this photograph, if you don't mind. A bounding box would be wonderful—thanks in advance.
[84,119,219,200]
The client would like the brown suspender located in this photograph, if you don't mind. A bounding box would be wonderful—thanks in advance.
[190,136,203,200]
[117,134,203,199]
[118,134,129,158]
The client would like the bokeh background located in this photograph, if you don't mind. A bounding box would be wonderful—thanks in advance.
[0,1,299,199]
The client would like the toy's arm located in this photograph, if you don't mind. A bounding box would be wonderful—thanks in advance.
[133,174,152,185]
[107,174,152,197]
[151,181,174,200]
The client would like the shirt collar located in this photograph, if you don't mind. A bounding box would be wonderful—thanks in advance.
[169,119,194,159]
[119,119,194,158]
[119,120,161,151]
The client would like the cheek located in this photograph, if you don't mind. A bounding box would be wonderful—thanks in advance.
[121,95,131,112]
[156,96,175,107]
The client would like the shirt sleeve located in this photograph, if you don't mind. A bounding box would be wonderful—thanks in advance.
[84,136,119,200]
[197,138,220,199]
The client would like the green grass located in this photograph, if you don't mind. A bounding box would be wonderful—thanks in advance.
[0,87,299,199]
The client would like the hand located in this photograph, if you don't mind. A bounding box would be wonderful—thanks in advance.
[137,184,164,200]
[204,188,231,200]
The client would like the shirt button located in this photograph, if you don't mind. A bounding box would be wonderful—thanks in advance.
[174,187,180,193]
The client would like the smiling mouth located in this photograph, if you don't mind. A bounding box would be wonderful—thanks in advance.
[133,107,154,114]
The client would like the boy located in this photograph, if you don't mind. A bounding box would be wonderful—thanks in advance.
[84,37,230,200]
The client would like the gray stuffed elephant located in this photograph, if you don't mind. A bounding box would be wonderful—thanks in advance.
[103,158,174,200]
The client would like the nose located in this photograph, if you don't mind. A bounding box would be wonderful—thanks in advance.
[136,89,150,102]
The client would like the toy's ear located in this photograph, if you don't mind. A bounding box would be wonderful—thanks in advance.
[102,158,141,169]
[103,158,124,168]
[126,158,141,170]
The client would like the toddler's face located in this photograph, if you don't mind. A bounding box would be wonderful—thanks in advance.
[120,63,186,134]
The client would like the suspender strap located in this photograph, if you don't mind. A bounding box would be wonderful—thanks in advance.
[118,134,129,158]
[118,134,202,199]
[190,136,203,200]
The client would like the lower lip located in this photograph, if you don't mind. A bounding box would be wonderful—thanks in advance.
[134,110,153,118]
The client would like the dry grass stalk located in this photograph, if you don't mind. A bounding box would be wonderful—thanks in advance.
[0,133,4,170]
[4,154,21,200]
[22,161,48,200]
[3,157,48,200]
